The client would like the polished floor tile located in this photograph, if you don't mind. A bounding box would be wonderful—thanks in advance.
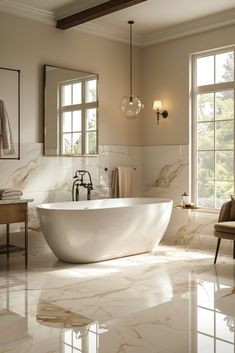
[0,246,235,353]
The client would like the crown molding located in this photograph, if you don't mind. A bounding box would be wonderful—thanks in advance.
[76,22,143,46]
[0,1,235,47]
[0,0,54,24]
[143,7,235,46]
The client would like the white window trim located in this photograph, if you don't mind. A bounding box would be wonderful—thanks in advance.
[191,46,235,211]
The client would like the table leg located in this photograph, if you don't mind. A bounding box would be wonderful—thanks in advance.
[6,224,9,263]
[25,219,28,269]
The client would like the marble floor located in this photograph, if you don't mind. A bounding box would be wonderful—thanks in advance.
[0,245,235,353]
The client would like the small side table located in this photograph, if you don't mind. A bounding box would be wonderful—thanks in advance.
[0,199,33,268]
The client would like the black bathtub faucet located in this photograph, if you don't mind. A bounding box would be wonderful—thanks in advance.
[72,170,93,201]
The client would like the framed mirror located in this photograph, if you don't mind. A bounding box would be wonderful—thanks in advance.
[44,65,98,156]
[0,67,20,159]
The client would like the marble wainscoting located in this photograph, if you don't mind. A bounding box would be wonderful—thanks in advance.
[97,145,144,198]
[143,144,190,246]
[0,143,144,213]
[143,144,189,204]
[143,144,232,255]
[0,143,144,256]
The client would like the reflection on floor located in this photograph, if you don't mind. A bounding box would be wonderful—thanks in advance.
[0,245,235,353]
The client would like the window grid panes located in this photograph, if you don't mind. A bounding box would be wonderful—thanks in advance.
[59,77,98,156]
[193,48,235,208]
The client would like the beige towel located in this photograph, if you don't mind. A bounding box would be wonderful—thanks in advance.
[117,166,133,198]
[0,100,15,155]
[111,169,119,198]
[0,188,23,200]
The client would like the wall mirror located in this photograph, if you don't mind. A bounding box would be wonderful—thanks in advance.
[44,65,98,156]
[0,67,20,159]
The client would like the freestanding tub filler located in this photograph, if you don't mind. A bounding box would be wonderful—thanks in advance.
[37,198,173,263]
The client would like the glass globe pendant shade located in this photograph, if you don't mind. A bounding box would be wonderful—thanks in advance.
[122,96,143,119]
[122,21,143,119]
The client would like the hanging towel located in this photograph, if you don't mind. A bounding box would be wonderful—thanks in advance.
[0,188,23,200]
[117,166,133,198]
[0,100,15,156]
[111,168,119,198]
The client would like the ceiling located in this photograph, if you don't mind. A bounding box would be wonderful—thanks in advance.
[1,0,235,45]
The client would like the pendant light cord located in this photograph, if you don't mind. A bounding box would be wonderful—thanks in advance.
[128,20,134,101]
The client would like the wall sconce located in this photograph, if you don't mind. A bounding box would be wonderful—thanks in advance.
[153,100,168,125]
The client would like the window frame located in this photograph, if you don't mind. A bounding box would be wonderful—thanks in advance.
[58,76,98,156]
[191,46,235,210]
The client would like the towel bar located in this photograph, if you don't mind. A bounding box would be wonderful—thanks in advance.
[104,167,137,171]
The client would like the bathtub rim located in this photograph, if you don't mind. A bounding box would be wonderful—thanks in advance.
[36,197,173,211]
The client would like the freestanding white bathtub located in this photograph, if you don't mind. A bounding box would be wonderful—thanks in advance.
[37,198,173,263]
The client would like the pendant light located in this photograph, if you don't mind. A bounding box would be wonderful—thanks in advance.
[122,20,143,119]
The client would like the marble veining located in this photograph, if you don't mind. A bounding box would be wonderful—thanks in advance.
[0,245,235,353]
[152,160,188,188]
[6,157,41,190]
[174,215,216,245]
[0,142,228,258]
[0,143,144,237]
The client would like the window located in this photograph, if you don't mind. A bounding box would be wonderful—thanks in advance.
[192,48,235,208]
[59,76,98,156]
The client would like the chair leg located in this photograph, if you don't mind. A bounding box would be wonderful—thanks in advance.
[233,240,235,260]
[214,238,221,264]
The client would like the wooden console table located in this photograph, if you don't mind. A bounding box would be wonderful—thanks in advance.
[0,199,33,268]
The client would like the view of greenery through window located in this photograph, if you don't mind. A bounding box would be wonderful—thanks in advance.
[60,78,97,156]
[194,49,235,208]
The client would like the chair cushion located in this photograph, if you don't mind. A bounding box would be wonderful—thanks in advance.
[214,221,235,234]
[230,198,235,220]
[214,230,235,240]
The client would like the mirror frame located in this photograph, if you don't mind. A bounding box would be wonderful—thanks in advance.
[43,64,99,157]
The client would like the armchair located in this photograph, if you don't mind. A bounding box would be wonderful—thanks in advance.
[214,200,235,264]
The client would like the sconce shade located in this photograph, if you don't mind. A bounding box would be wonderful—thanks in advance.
[122,96,142,118]
[153,100,162,111]
[153,99,168,125]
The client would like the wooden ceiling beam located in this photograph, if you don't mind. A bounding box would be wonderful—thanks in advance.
[56,0,147,30]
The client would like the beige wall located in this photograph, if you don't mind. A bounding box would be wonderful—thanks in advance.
[0,11,143,146]
[142,24,235,145]
[1,10,235,148]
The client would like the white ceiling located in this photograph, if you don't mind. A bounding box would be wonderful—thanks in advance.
[1,0,235,45]
[76,0,235,35]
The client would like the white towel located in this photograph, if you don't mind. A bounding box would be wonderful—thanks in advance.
[0,188,23,200]
[117,166,133,198]
[0,100,15,156]
[1,195,22,200]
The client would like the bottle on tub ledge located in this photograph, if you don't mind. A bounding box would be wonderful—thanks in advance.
[180,192,197,209]
[181,192,189,207]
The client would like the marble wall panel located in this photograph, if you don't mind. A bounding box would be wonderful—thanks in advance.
[1,142,231,256]
[143,145,189,205]
[0,143,144,252]
[142,144,231,254]
[97,145,144,198]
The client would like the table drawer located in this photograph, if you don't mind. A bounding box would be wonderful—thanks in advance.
[0,203,27,224]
